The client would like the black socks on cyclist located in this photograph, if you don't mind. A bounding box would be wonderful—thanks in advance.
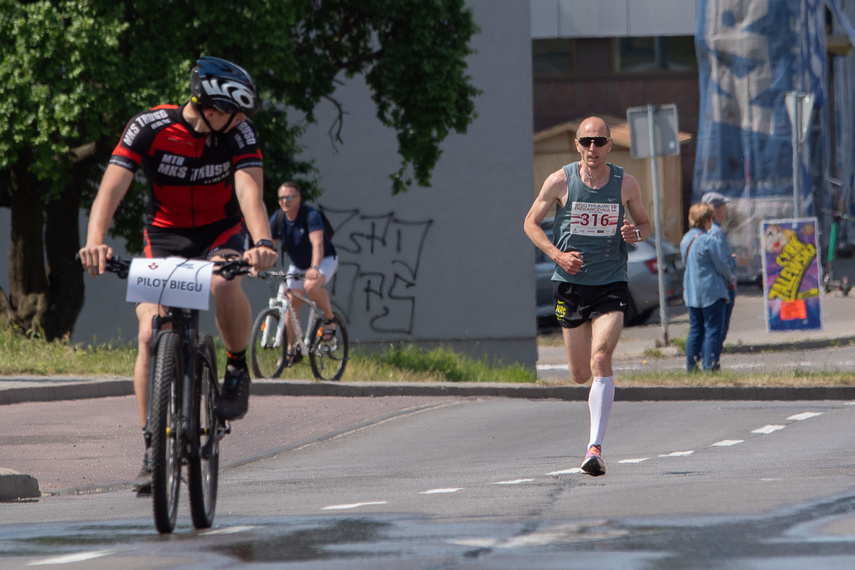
[226,349,247,372]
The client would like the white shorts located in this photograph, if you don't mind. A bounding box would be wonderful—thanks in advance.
[286,256,338,289]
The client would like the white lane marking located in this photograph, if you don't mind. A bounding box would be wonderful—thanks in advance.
[536,364,568,371]
[711,440,744,447]
[200,525,257,535]
[618,458,650,464]
[788,412,823,421]
[322,501,388,510]
[547,468,582,475]
[421,488,462,494]
[450,538,498,548]
[753,424,785,434]
[493,479,534,485]
[658,451,694,457]
[761,478,783,482]
[28,551,117,566]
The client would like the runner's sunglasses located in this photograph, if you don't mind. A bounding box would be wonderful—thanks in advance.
[576,136,610,148]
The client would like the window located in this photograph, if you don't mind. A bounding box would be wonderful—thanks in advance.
[616,36,697,73]
[533,38,575,76]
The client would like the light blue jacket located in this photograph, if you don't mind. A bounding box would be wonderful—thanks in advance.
[680,228,733,309]
[708,221,737,272]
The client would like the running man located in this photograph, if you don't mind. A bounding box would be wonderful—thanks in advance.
[523,116,651,476]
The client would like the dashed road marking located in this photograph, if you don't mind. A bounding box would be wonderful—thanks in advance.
[421,488,462,494]
[788,411,823,421]
[752,425,786,434]
[201,526,257,535]
[28,551,117,566]
[618,458,650,464]
[323,501,388,510]
[659,451,694,457]
[494,479,534,485]
[711,440,743,447]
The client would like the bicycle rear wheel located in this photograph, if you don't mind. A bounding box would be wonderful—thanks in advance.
[188,334,219,529]
[309,312,349,381]
[150,331,183,534]
[249,308,288,379]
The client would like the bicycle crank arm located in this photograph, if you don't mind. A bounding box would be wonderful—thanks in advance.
[200,422,231,460]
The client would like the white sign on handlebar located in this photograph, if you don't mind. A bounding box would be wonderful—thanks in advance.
[126,257,215,310]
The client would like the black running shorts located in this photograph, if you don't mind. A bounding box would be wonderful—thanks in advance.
[553,281,629,329]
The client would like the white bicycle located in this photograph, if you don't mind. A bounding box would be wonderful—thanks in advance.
[249,270,348,381]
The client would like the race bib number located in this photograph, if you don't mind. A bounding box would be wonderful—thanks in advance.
[126,257,214,310]
[569,202,619,236]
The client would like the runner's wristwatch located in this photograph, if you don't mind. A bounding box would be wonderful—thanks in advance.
[255,239,275,251]
[634,229,642,242]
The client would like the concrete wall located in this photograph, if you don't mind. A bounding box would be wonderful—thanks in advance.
[531,0,699,38]
[0,0,539,368]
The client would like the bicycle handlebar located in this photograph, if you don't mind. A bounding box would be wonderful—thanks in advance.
[253,269,305,281]
[76,254,252,281]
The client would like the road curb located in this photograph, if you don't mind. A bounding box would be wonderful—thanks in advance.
[0,468,40,502]
[3,378,855,406]
[0,380,134,406]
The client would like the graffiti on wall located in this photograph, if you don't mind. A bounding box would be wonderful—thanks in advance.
[318,205,433,335]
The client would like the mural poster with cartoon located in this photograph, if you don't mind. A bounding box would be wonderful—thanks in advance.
[761,218,822,332]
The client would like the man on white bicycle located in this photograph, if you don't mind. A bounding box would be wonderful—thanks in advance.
[270,182,338,366]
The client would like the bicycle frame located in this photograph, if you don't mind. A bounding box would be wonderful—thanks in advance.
[265,279,324,356]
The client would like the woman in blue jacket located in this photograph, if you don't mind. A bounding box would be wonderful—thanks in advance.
[680,202,734,372]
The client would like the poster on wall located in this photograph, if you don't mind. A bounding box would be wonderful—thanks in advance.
[760,217,822,332]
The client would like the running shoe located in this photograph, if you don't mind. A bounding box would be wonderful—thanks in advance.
[132,455,152,495]
[216,364,251,420]
[580,444,606,476]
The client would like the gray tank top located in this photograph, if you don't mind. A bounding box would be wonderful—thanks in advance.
[552,162,628,285]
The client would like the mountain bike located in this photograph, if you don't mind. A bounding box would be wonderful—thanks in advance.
[249,270,349,381]
[101,255,251,533]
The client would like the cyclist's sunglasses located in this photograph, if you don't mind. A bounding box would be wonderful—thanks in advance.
[576,136,611,148]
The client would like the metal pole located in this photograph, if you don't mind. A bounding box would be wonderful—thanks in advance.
[792,98,801,217]
[647,105,669,345]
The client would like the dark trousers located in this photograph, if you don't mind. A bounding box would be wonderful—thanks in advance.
[686,299,727,372]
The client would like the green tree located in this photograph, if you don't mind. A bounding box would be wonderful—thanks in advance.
[0,0,479,341]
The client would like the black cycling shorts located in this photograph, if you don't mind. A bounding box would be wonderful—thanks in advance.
[553,281,629,329]
[143,218,248,259]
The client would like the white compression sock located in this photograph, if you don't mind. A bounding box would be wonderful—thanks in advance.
[588,376,615,448]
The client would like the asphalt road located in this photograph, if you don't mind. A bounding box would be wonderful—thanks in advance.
[3,397,855,568]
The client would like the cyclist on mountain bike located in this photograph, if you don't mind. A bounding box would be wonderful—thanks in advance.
[78,56,277,494]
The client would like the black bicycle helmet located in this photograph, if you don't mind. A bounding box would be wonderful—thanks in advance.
[190,56,261,117]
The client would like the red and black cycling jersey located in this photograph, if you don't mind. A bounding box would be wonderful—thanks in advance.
[109,104,263,229]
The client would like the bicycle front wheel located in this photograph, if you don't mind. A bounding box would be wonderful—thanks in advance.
[309,312,349,382]
[188,334,219,529]
[150,331,183,534]
[249,308,287,379]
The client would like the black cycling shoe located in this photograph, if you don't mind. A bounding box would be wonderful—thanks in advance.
[284,346,303,367]
[132,455,152,495]
[216,364,251,420]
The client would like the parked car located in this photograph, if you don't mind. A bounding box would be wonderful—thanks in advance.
[535,218,684,327]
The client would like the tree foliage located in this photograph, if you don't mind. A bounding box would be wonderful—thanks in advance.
[0,0,480,340]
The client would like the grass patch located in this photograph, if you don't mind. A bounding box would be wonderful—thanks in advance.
[0,324,535,384]
[0,325,136,376]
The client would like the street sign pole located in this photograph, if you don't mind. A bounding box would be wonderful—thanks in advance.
[627,104,680,347]
[646,105,669,345]
[785,91,815,217]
